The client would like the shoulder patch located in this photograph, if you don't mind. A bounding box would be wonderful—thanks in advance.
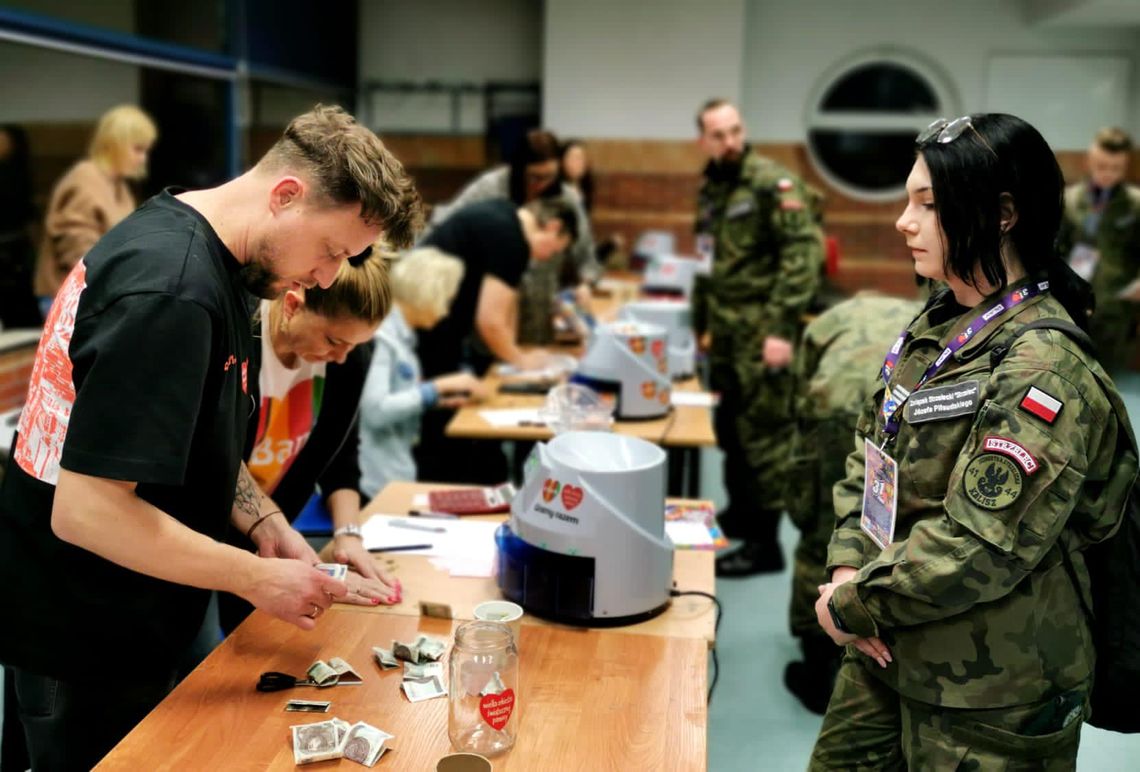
[964,454,1023,510]
[726,198,756,219]
[1019,386,1063,424]
[982,436,1038,475]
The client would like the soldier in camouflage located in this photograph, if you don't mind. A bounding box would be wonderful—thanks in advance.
[1056,127,1140,373]
[691,98,824,576]
[784,292,923,714]
[810,114,1136,769]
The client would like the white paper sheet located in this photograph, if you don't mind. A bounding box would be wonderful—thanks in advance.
[670,391,717,408]
[477,408,545,428]
[666,520,716,548]
[362,515,500,575]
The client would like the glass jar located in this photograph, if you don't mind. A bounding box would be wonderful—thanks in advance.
[448,620,519,756]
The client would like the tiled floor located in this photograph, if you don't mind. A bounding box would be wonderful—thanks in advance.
[702,372,1140,771]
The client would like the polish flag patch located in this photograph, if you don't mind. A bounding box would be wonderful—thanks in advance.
[983,436,1039,474]
[1019,386,1062,424]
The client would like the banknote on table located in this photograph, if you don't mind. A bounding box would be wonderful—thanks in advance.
[285,699,332,713]
[401,675,447,703]
[341,721,395,767]
[391,639,420,664]
[315,563,348,580]
[419,600,453,619]
[306,660,339,687]
[403,661,444,680]
[372,646,399,670]
[331,718,351,746]
[414,635,447,662]
[327,657,364,685]
[291,719,345,765]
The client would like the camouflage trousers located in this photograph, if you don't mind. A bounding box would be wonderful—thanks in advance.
[788,510,833,641]
[709,354,795,526]
[809,653,1087,771]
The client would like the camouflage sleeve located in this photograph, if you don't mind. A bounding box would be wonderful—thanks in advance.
[759,179,824,341]
[830,360,1116,639]
[692,186,712,336]
[826,403,877,572]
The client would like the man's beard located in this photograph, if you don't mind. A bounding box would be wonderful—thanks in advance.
[240,239,284,299]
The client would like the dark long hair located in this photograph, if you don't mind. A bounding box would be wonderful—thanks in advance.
[507,129,561,204]
[559,139,594,213]
[919,113,1093,329]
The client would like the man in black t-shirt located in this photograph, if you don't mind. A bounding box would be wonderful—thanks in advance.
[0,105,421,771]
[414,197,577,483]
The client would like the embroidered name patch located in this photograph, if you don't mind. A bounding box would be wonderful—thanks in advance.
[903,380,980,424]
[725,198,756,219]
[982,436,1038,475]
[963,454,1023,510]
[1019,386,1062,424]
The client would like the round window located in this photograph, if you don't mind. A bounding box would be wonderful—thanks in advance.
[806,52,958,201]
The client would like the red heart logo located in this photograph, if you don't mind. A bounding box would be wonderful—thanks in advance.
[479,688,515,731]
[561,485,584,510]
[651,339,665,358]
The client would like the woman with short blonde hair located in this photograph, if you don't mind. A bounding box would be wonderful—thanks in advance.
[359,247,487,497]
[35,104,158,311]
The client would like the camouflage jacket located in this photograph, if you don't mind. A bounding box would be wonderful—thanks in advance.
[1056,181,1140,311]
[692,147,823,354]
[787,294,923,528]
[826,280,1137,709]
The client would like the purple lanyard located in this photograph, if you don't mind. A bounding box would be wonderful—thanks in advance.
[879,280,1050,436]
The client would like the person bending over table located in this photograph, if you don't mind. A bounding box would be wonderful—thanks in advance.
[217,250,404,636]
[359,246,488,499]
[0,105,421,772]
[415,197,577,484]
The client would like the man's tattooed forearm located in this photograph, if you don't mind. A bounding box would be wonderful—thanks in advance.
[234,465,263,522]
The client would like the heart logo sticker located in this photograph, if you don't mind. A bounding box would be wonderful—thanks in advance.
[651,339,665,358]
[480,688,515,731]
[561,485,584,510]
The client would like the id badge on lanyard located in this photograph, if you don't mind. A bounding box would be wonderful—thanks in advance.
[860,438,898,550]
[864,279,1051,548]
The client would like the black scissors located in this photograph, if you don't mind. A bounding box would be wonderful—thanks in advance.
[256,671,336,692]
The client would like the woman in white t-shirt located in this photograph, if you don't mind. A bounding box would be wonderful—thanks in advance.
[219,251,403,633]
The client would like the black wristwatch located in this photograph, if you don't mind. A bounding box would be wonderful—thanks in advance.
[827,597,852,634]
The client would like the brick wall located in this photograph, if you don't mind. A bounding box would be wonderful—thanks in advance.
[0,340,37,415]
[379,134,1140,302]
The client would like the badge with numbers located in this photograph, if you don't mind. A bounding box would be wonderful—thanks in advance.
[963,453,1023,510]
[860,438,898,550]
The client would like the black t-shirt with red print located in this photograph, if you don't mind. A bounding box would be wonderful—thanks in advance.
[0,190,254,679]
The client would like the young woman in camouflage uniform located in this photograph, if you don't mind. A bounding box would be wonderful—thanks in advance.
[809,114,1138,770]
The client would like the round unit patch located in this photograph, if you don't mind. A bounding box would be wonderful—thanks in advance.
[963,454,1023,510]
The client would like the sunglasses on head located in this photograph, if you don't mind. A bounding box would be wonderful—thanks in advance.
[917,116,997,156]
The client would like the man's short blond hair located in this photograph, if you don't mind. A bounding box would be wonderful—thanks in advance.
[258,104,424,248]
[1094,127,1133,155]
[390,247,465,319]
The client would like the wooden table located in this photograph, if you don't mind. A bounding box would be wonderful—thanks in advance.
[345,482,717,647]
[444,366,676,443]
[95,610,708,771]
